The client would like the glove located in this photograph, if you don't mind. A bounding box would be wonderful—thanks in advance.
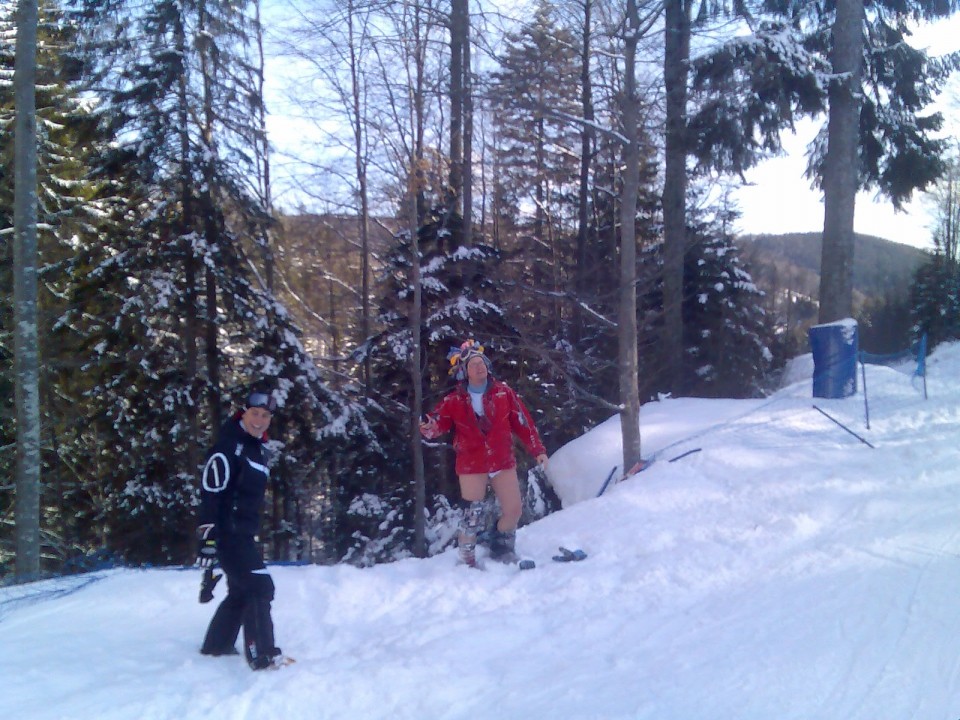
[198,567,223,603]
[196,524,217,568]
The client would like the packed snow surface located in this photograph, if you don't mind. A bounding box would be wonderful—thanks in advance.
[3,344,960,719]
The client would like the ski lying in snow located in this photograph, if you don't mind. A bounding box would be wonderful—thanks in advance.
[552,547,587,563]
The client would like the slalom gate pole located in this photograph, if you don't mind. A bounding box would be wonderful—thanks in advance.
[596,465,619,498]
[812,405,875,449]
[860,359,870,430]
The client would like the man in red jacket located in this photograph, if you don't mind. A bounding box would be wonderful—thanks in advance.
[420,340,548,567]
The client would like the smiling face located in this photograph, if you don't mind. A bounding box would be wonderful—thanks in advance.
[241,406,273,438]
[465,355,488,385]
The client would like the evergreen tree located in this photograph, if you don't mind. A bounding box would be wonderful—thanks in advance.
[0,0,111,573]
[911,154,960,347]
[681,202,774,398]
[911,251,959,347]
[635,189,775,399]
[488,0,581,338]
[56,0,374,565]
[691,1,958,323]
[345,209,521,563]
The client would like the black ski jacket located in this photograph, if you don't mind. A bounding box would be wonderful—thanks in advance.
[198,415,271,539]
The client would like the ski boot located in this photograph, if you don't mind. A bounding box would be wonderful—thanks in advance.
[458,538,479,568]
[457,500,486,568]
[488,529,519,564]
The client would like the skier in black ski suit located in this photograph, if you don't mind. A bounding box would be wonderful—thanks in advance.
[196,387,284,670]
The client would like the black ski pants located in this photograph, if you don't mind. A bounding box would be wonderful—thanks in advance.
[200,534,278,668]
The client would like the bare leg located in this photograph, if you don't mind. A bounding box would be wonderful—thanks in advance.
[489,467,521,532]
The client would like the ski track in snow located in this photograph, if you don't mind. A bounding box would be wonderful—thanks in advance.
[5,346,960,718]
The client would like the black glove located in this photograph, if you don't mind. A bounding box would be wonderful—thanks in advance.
[199,567,222,603]
[196,523,217,568]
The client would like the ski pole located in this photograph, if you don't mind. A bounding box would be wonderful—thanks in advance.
[812,405,875,449]
[668,447,702,462]
[596,465,619,498]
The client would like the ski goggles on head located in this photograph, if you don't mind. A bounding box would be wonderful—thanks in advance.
[459,346,484,364]
[246,392,277,413]
[448,340,486,373]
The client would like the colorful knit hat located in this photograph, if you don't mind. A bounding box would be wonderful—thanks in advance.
[447,339,492,380]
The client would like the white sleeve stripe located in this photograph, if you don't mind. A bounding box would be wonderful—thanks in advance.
[246,458,270,476]
[202,453,231,492]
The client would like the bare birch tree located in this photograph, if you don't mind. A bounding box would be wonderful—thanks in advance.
[618,0,642,470]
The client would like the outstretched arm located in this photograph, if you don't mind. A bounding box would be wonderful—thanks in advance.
[419,395,454,439]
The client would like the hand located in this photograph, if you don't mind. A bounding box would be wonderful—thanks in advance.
[419,417,439,439]
[536,454,549,468]
[197,540,217,568]
[199,567,222,603]
[196,524,217,568]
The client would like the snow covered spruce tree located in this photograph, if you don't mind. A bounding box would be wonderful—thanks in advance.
[0,0,114,574]
[680,202,774,398]
[911,252,960,347]
[488,0,581,318]
[243,306,378,564]
[911,154,960,347]
[690,0,957,323]
[59,0,371,565]
[343,210,520,565]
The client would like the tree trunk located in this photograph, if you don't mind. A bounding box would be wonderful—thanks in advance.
[662,0,690,394]
[535,116,546,243]
[176,14,200,479]
[619,0,642,471]
[449,0,464,212]
[198,0,222,426]
[410,217,426,558]
[14,0,41,582]
[414,6,427,226]
[461,0,473,247]
[819,0,864,323]
[574,0,594,345]
[409,1,428,557]
[346,0,373,390]
[253,0,274,295]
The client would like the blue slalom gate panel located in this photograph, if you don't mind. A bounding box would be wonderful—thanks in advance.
[809,319,858,399]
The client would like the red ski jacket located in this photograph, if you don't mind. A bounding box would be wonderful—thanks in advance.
[422,379,546,475]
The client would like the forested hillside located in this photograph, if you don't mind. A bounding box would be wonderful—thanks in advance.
[3,0,955,580]
[740,232,927,298]
[739,232,930,353]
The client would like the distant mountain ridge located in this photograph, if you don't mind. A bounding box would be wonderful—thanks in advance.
[738,231,928,301]
[737,232,930,353]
